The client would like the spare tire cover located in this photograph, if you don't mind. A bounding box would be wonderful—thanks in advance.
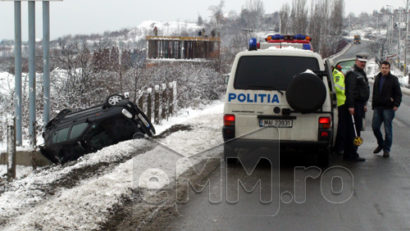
[286,72,326,113]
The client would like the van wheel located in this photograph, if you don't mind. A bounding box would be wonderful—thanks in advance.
[286,72,326,113]
[317,147,330,168]
[224,143,237,166]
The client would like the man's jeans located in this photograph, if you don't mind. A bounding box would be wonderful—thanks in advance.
[372,108,395,152]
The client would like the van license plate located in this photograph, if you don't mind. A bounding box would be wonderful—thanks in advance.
[259,119,293,128]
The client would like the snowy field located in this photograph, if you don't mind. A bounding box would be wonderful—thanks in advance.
[0,100,224,230]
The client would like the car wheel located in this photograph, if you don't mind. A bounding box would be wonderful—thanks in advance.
[106,94,124,107]
[286,72,327,113]
[132,132,145,139]
[56,109,72,119]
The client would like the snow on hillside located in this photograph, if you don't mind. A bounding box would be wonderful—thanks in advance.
[91,20,202,46]
[137,20,202,36]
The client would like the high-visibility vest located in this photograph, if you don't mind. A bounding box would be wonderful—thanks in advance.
[332,69,346,107]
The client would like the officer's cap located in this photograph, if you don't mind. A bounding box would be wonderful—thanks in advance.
[356,54,368,62]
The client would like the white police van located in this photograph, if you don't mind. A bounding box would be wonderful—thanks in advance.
[222,34,337,166]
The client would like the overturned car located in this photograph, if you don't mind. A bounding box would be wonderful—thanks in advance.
[40,94,155,164]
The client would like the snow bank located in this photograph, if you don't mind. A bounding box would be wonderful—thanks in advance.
[366,58,379,79]
[397,75,409,88]
[0,165,33,179]
[0,100,224,230]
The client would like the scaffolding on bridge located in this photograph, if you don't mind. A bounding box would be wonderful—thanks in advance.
[146,36,221,60]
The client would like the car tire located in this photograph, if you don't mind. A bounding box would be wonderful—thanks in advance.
[286,72,326,113]
[105,94,124,107]
[132,131,145,139]
[56,109,71,119]
[45,109,71,131]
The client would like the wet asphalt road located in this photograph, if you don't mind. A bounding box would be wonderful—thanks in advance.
[162,47,410,231]
[163,103,410,230]
[335,40,376,61]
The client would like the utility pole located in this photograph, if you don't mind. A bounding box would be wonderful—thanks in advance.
[406,0,410,82]
[398,10,402,66]
[386,5,391,52]
[391,12,394,51]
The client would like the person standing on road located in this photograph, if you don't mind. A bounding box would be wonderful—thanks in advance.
[343,54,370,162]
[372,61,402,158]
[333,65,346,155]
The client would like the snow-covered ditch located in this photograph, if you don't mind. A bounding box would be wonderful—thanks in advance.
[0,165,33,179]
[0,100,224,230]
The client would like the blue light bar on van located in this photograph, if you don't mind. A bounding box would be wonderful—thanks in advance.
[303,44,311,50]
[249,38,257,50]
[294,34,306,40]
[272,34,284,40]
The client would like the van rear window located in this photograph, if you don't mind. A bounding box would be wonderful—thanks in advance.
[234,56,320,90]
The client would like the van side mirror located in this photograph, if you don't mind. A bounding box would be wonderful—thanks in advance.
[223,74,230,84]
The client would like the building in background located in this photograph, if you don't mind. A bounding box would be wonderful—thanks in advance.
[146,35,220,61]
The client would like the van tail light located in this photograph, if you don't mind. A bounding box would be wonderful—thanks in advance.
[320,131,329,137]
[319,117,331,129]
[224,114,235,127]
[223,114,235,141]
[318,116,331,141]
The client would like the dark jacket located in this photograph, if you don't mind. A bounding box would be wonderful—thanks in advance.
[345,65,370,107]
[372,72,402,109]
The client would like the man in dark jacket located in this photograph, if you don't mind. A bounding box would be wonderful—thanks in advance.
[343,54,370,162]
[372,61,402,158]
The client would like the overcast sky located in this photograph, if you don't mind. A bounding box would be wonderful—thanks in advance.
[0,0,407,40]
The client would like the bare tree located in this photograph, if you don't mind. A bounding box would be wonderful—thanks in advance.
[290,0,308,34]
[279,4,290,34]
[240,0,265,30]
[308,0,321,51]
[209,0,225,28]
[197,15,204,26]
[330,0,344,35]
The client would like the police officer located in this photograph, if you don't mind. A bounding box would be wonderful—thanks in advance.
[343,54,370,162]
[332,65,346,155]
